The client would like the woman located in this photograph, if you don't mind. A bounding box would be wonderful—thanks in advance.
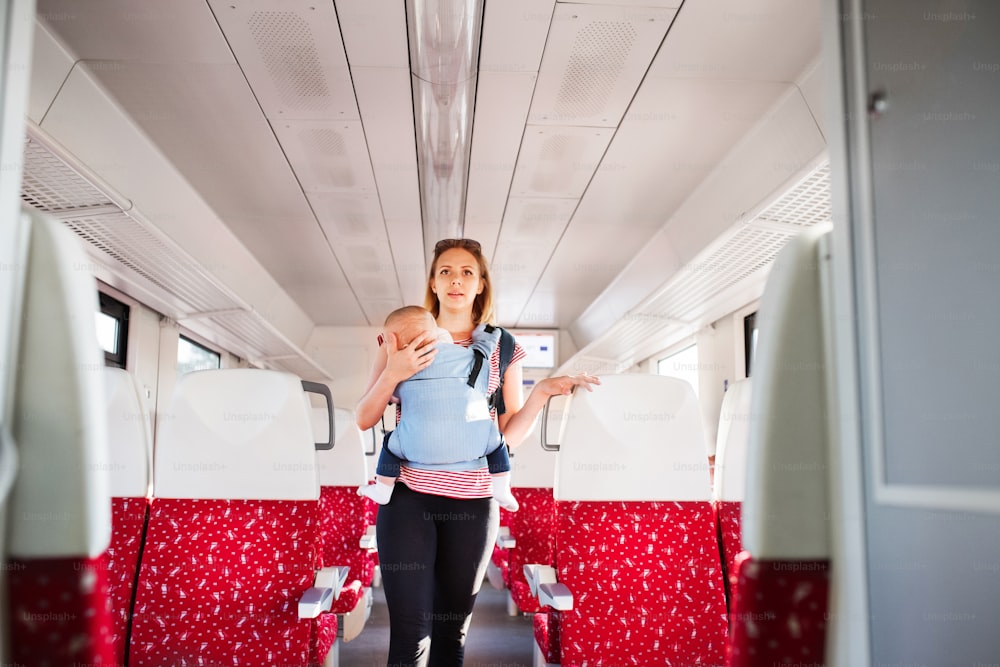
[356,238,599,666]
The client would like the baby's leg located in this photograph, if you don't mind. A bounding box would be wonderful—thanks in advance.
[486,445,519,512]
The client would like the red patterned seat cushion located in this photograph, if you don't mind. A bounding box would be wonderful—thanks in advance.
[319,486,376,613]
[551,501,728,666]
[129,498,334,667]
[715,500,743,592]
[506,487,557,613]
[7,553,116,667]
[726,554,830,667]
[107,496,148,664]
[533,610,561,664]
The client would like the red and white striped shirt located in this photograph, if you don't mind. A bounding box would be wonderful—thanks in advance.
[397,332,526,499]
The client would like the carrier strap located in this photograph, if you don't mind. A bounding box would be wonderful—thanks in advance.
[467,351,486,388]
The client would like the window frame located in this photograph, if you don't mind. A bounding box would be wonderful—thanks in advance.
[743,310,758,378]
[176,333,222,376]
[98,291,130,369]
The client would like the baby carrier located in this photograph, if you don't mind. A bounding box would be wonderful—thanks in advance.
[386,324,515,471]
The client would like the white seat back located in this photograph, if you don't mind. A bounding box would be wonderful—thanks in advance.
[744,226,832,559]
[8,213,110,558]
[713,378,752,503]
[102,368,152,498]
[317,407,370,486]
[554,374,710,502]
[510,415,556,488]
[154,368,319,500]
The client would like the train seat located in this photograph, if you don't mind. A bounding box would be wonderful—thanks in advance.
[102,367,154,664]
[527,374,728,666]
[316,406,378,640]
[712,377,753,607]
[129,368,339,667]
[5,214,116,666]
[726,228,833,667]
[491,425,559,615]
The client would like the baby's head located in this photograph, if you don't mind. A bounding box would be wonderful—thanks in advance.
[383,306,451,349]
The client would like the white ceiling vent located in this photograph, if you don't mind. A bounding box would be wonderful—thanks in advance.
[529,4,676,127]
[248,11,330,113]
[21,138,120,213]
[19,129,330,379]
[555,20,638,120]
[569,160,832,369]
[209,0,358,121]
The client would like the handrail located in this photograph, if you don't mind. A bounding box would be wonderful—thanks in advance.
[301,381,334,450]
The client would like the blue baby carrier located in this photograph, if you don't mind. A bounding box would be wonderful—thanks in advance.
[386,324,514,471]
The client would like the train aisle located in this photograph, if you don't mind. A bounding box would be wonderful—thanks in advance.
[340,581,535,666]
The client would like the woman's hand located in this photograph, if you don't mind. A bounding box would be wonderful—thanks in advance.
[535,373,601,398]
[383,330,439,383]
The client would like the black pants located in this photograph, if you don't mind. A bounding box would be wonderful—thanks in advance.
[376,483,499,667]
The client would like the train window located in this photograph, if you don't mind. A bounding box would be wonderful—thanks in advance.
[656,344,699,397]
[97,292,129,369]
[177,335,221,375]
[744,311,758,377]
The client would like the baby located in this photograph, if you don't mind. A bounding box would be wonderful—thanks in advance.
[357,306,519,511]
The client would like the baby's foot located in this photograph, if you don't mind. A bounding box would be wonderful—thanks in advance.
[357,481,395,505]
[491,475,520,512]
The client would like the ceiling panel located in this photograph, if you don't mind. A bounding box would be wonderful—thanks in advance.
[67,59,362,325]
[648,0,822,82]
[273,119,378,194]
[510,126,615,199]
[480,0,556,73]
[350,66,426,307]
[28,21,75,124]
[210,0,359,120]
[528,3,677,127]
[491,198,578,324]
[464,71,538,261]
[36,0,234,63]
[334,0,409,69]
[576,78,790,228]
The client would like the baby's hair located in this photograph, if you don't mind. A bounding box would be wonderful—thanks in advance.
[384,305,434,329]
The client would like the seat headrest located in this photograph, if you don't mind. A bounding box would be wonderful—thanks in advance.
[744,227,832,559]
[317,407,372,486]
[713,378,752,503]
[8,213,111,558]
[102,368,152,498]
[554,374,710,502]
[155,369,319,500]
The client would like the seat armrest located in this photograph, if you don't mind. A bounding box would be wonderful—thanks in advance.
[496,526,516,549]
[299,565,350,618]
[298,586,334,618]
[315,565,350,598]
[522,564,557,598]
[538,582,573,611]
[359,524,377,550]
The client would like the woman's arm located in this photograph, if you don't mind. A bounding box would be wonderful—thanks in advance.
[355,330,439,430]
[497,361,600,447]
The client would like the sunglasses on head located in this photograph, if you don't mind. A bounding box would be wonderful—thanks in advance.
[434,238,482,254]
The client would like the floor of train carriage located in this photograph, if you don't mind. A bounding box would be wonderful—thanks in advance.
[341,579,535,666]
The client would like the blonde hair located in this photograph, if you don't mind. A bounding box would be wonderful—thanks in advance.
[423,239,495,325]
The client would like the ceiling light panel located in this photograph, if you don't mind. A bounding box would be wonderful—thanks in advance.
[528,3,677,127]
[209,0,359,120]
